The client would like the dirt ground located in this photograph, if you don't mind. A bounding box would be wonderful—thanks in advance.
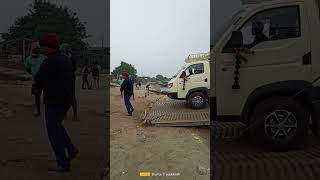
[110,87,210,180]
[0,77,108,180]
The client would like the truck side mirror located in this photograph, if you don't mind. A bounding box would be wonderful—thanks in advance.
[180,71,186,78]
[222,30,244,53]
[230,30,243,48]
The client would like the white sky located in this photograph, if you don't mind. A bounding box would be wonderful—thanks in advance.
[111,0,210,77]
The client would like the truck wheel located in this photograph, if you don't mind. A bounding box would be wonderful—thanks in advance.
[188,92,206,109]
[250,96,309,151]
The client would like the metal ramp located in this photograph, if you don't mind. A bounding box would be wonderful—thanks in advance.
[143,98,210,127]
[212,121,247,139]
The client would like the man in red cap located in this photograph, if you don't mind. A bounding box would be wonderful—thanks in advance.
[34,33,78,172]
[120,71,135,116]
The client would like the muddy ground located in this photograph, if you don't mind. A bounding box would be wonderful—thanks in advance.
[0,77,108,180]
[110,87,210,180]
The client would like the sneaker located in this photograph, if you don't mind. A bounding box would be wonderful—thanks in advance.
[68,148,79,161]
[128,113,132,116]
[131,108,134,113]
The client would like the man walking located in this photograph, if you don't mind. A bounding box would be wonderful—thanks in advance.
[34,33,78,172]
[139,81,142,88]
[60,43,78,121]
[120,71,134,116]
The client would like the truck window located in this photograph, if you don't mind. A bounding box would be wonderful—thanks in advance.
[185,63,204,76]
[173,65,187,78]
[242,6,300,48]
[224,6,300,51]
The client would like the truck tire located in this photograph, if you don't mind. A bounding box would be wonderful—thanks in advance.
[188,92,207,109]
[249,96,309,151]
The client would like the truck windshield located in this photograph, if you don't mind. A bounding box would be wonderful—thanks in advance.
[172,65,187,79]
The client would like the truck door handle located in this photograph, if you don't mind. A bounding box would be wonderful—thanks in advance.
[204,78,207,82]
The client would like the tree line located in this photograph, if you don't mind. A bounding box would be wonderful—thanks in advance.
[111,61,171,84]
[2,0,88,52]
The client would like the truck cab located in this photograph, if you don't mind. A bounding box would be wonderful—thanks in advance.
[167,53,210,109]
[211,0,320,150]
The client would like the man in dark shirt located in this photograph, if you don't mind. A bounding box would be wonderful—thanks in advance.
[92,62,100,88]
[251,21,269,47]
[60,43,78,121]
[35,33,78,172]
[120,71,134,116]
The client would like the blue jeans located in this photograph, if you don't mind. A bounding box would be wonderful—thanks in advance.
[45,105,75,168]
[124,95,134,114]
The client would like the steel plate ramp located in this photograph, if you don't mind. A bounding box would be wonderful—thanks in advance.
[143,98,210,127]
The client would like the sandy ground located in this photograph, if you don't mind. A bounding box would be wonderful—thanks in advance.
[0,77,108,180]
[110,87,210,180]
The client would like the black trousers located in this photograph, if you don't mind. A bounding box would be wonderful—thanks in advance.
[82,76,90,89]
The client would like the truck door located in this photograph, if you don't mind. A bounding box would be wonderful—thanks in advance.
[215,3,311,116]
[179,63,207,98]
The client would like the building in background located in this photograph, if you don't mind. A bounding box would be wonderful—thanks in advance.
[0,38,110,74]
[0,38,37,69]
[75,47,109,74]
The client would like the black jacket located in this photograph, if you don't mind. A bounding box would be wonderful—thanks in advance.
[70,56,76,72]
[92,66,99,77]
[35,52,73,107]
[120,78,134,96]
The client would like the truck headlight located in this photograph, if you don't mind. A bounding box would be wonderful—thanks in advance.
[168,83,173,88]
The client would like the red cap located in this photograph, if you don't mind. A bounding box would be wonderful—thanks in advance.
[122,71,129,77]
[39,33,60,50]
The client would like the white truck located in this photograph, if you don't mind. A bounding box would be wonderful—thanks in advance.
[167,53,210,109]
[211,0,320,150]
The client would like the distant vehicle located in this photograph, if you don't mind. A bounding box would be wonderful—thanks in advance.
[167,53,210,109]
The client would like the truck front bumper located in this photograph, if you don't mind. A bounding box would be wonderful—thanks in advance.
[167,92,178,99]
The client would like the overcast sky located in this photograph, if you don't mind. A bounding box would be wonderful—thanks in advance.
[0,0,244,77]
[0,0,109,47]
[111,0,210,77]
[211,0,242,45]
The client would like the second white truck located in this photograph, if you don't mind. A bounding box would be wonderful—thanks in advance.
[211,0,320,150]
[167,53,210,109]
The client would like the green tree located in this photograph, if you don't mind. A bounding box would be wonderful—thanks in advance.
[156,74,164,81]
[2,0,88,51]
[112,61,137,78]
[155,74,170,82]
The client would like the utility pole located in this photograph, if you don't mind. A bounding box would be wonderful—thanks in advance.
[22,39,26,63]
[211,0,214,49]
